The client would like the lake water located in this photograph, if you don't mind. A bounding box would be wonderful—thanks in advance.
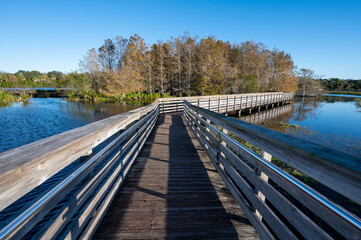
[240,95,361,156]
[0,98,142,153]
[1,95,361,156]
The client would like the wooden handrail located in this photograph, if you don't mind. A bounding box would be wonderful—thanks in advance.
[183,100,361,239]
[0,99,159,212]
[0,101,159,240]
[184,100,361,203]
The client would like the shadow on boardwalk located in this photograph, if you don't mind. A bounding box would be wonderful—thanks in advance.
[94,113,259,239]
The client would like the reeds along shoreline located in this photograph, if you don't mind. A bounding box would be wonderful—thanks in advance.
[326,90,361,96]
[0,88,30,107]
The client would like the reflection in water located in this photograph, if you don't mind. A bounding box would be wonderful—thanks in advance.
[239,96,361,156]
[293,97,323,122]
[61,101,141,122]
[240,104,293,125]
[0,98,143,153]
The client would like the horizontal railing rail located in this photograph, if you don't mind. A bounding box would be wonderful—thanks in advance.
[183,100,361,240]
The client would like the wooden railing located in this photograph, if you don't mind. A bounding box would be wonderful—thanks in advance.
[183,100,361,240]
[0,92,292,239]
[0,101,160,239]
[159,92,293,113]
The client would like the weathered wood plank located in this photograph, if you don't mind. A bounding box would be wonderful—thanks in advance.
[186,114,272,240]
[93,113,260,239]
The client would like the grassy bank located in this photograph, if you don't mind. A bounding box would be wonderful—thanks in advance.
[325,90,361,96]
[0,88,30,107]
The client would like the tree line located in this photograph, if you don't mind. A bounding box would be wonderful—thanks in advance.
[319,78,361,91]
[2,33,360,98]
[79,33,299,97]
[0,70,66,88]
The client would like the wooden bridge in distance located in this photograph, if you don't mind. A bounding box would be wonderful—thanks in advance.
[0,92,361,240]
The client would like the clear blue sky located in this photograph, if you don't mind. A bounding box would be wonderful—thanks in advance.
[0,0,360,79]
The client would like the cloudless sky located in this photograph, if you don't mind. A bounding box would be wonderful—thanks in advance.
[0,0,360,79]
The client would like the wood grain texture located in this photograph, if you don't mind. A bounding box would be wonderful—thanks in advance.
[93,113,260,240]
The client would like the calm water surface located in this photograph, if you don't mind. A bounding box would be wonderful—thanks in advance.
[0,98,142,153]
[240,95,361,156]
[1,95,361,156]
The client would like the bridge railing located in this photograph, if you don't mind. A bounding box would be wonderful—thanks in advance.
[0,100,160,240]
[0,92,292,239]
[183,100,361,240]
[159,92,293,114]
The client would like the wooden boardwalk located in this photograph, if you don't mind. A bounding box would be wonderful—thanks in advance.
[94,113,260,239]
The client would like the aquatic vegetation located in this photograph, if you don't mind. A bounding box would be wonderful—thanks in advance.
[326,91,361,96]
[284,126,361,156]
[279,122,299,129]
[0,88,30,107]
[67,90,171,104]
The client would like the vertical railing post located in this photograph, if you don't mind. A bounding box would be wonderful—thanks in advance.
[234,96,236,111]
[266,94,269,109]
[198,99,200,107]
[218,98,221,113]
[205,118,211,142]
[239,97,242,117]
[250,95,254,114]
[225,97,229,115]
[208,98,211,110]
[255,150,272,221]
[218,127,228,171]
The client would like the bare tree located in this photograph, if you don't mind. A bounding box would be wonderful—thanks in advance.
[298,68,322,97]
